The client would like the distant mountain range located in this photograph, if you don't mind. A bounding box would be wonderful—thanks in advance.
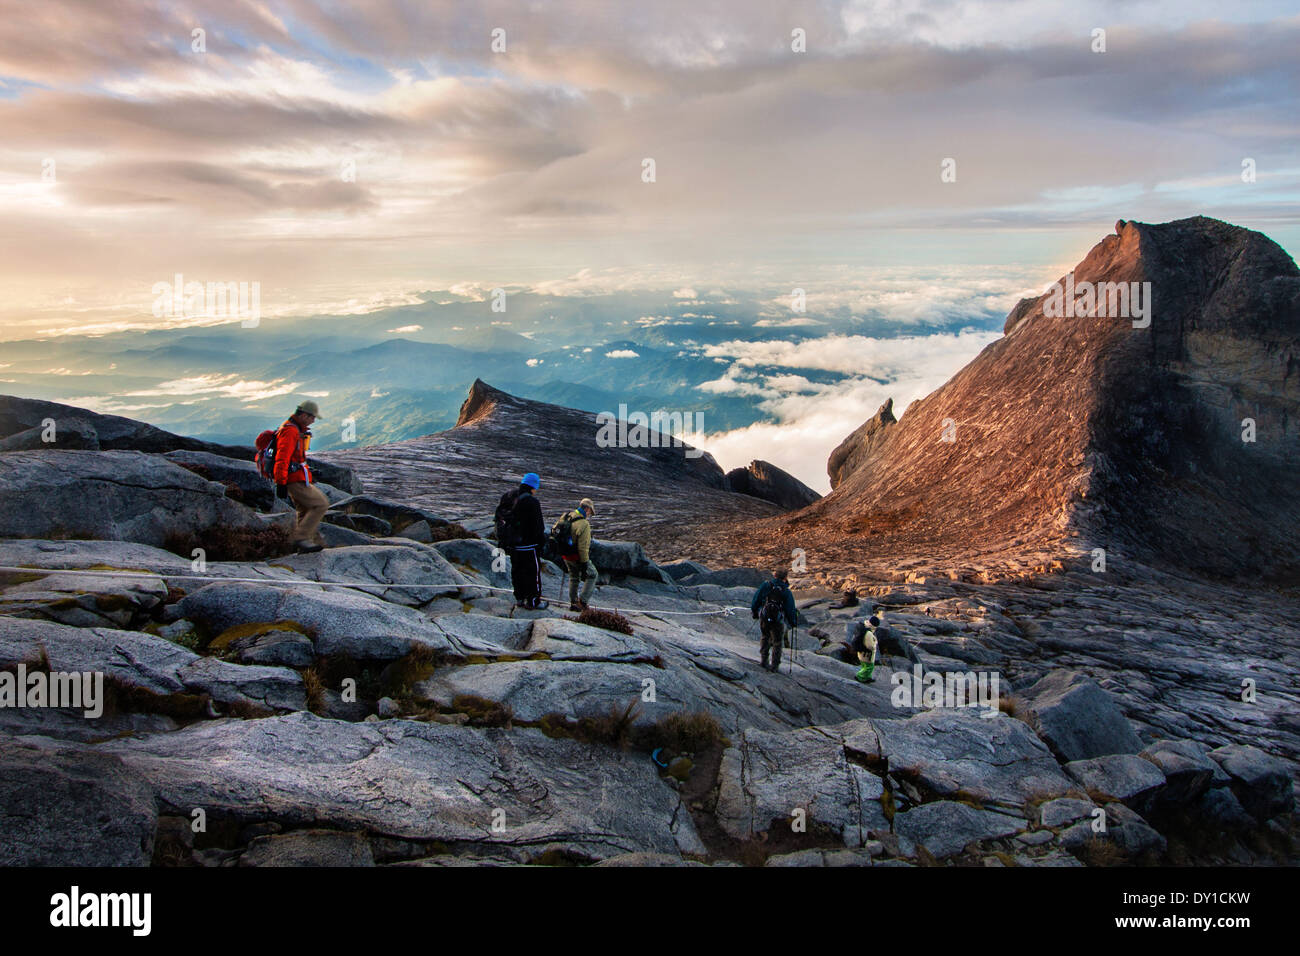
[0,287,1008,462]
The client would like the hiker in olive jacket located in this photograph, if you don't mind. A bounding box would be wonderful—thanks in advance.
[561,498,598,611]
[751,568,798,671]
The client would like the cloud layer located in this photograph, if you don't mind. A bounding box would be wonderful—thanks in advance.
[1,1,1297,330]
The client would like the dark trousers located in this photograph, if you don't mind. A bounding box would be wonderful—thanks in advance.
[760,618,786,669]
[510,546,541,604]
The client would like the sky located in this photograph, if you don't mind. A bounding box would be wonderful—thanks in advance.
[0,0,1297,489]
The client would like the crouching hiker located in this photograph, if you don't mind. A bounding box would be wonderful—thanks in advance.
[554,498,598,611]
[751,568,797,672]
[843,606,918,679]
[274,401,329,554]
[495,472,548,610]
[847,615,878,683]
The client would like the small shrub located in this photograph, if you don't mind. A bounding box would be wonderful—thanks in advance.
[536,700,641,749]
[302,668,325,714]
[569,608,633,635]
[632,710,726,755]
[451,694,513,728]
[573,700,641,749]
[382,644,439,697]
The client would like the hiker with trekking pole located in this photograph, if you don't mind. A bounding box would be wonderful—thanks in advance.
[548,498,598,612]
[751,568,798,672]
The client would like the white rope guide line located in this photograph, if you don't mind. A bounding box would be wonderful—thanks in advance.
[0,565,750,619]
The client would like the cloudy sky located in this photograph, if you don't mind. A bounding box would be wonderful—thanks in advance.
[1,0,1297,488]
[2,0,1297,332]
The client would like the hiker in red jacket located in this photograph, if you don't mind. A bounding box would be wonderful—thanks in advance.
[274,401,329,553]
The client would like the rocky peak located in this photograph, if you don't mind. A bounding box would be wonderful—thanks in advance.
[826,397,896,490]
[456,378,509,427]
[724,460,822,510]
[326,380,779,558]
[716,216,1300,580]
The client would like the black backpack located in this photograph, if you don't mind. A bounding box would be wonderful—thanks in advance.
[548,512,580,561]
[760,584,786,625]
[494,489,524,550]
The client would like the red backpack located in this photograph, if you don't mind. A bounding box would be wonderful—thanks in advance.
[253,428,280,481]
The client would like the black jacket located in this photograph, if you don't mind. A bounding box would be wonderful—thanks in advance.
[752,579,797,627]
[512,489,545,548]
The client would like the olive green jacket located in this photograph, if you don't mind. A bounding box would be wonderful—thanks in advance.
[566,509,593,563]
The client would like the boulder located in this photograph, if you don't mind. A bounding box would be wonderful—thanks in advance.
[661,560,710,581]
[0,538,194,575]
[716,726,887,848]
[1064,754,1166,812]
[1038,797,1096,828]
[0,616,304,713]
[1189,784,1256,831]
[177,656,306,712]
[323,512,392,536]
[1140,739,1225,805]
[1060,803,1166,857]
[176,581,465,662]
[588,539,661,579]
[433,538,512,591]
[525,617,660,664]
[304,459,363,496]
[227,629,315,668]
[893,801,1024,858]
[1209,744,1295,821]
[328,495,448,535]
[0,569,168,629]
[0,450,271,548]
[0,418,100,451]
[318,523,374,548]
[1017,669,1144,762]
[0,739,157,865]
[239,829,375,867]
[0,615,195,697]
[428,613,533,655]
[273,545,472,606]
[724,460,821,509]
[100,712,704,862]
[164,449,277,511]
[839,710,1074,808]
[0,394,248,458]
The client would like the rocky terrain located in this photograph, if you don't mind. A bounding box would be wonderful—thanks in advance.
[322,379,793,547]
[722,216,1300,581]
[0,216,1295,868]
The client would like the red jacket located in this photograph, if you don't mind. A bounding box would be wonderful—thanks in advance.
[273,419,313,485]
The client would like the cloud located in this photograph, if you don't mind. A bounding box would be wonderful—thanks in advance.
[605,349,639,358]
[387,325,423,333]
[0,1,1297,330]
[700,329,1002,492]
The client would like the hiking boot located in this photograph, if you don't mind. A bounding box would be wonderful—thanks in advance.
[569,601,583,612]
[531,599,550,610]
[295,542,324,554]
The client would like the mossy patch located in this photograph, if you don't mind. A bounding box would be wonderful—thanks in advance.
[207,619,311,653]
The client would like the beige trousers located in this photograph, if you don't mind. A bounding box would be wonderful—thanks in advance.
[287,482,329,544]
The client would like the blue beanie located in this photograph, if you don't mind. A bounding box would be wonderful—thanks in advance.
[521,472,540,489]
